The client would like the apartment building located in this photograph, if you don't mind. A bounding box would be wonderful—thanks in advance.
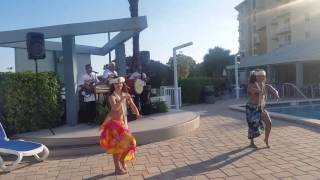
[235,0,320,87]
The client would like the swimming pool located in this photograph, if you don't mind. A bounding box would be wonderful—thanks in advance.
[267,104,320,119]
[230,99,320,128]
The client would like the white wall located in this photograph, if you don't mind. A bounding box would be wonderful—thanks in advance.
[75,54,92,84]
[15,48,55,72]
[15,48,91,85]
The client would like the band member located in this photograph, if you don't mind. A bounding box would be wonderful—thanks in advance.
[79,64,99,123]
[129,64,147,81]
[129,64,147,111]
[102,62,118,83]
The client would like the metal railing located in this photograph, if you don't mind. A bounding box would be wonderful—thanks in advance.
[237,83,317,99]
[302,84,320,98]
[281,83,308,99]
[272,83,320,99]
[160,86,182,108]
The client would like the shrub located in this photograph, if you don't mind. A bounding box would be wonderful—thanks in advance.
[0,72,63,134]
[95,103,109,125]
[179,77,223,104]
[155,100,168,113]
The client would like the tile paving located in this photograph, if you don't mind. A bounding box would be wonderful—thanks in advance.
[1,99,320,179]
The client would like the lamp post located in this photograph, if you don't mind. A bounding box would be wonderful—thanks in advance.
[234,54,240,99]
[173,42,193,110]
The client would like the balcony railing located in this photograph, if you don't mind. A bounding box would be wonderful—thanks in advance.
[276,24,291,34]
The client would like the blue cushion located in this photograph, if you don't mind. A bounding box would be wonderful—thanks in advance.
[0,140,42,151]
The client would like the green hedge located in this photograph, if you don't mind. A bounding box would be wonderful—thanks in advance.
[155,100,169,113]
[179,77,222,104]
[94,103,109,125]
[0,72,63,135]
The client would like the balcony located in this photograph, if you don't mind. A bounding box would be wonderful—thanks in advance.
[254,34,260,45]
[276,0,291,5]
[276,24,291,35]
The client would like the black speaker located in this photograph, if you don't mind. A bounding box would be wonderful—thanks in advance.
[26,32,46,60]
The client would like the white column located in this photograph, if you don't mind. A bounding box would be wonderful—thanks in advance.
[234,56,239,99]
[296,62,304,87]
[267,65,274,83]
[62,35,78,126]
[115,43,126,76]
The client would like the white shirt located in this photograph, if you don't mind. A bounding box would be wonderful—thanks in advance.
[103,69,118,79]
[80,73,99,102]
[129,72,147,80]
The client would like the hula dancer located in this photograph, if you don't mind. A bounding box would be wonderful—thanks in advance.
[99,77,141,175]
[246,69,279,148]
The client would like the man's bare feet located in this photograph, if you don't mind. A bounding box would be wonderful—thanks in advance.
[249,143,258,148]
[250,139,257,148]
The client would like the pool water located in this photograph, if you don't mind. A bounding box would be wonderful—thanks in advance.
[267,104,320,119]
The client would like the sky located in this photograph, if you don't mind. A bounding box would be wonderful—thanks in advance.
[0,0,243,73]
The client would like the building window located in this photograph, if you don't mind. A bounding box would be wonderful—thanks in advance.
[305,32,311,39]
[285,34,291,43]
[284,18,290,24]
[305,13,310,22]
[252,0,256,9]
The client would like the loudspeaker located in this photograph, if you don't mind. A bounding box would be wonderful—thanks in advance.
[26,32,46,60]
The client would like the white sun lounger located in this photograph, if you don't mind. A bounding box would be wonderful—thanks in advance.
[0,121,49,172]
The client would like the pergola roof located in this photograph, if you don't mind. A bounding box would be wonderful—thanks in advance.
[239,38,320,68]
[0,16,148,55]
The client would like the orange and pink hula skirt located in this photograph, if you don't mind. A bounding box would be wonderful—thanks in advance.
[99,120,136,161]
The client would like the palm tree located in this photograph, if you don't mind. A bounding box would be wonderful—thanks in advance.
[128,0,140,67]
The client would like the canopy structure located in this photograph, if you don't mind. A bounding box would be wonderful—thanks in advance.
[239,37,320,68]
[0,16,148,125]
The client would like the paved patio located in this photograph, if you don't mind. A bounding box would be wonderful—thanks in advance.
[2,99,320,180]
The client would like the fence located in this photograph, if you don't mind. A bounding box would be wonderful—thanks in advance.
[230,83,320,99]
[160,86,182,108]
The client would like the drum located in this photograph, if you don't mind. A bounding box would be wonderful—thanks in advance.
[125,79,145,95]
[125,79,135,94]
[134,79,145,95]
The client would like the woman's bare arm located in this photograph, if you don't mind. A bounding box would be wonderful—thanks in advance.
[248,83,261,94]
[265,84,279,98]
[126,94,140,116]
[109,95,125,111]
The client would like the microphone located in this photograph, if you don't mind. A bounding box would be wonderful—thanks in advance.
[92,71,98,74]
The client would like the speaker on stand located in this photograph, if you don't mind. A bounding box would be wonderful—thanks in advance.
[26,32,55,135]
[26,32,46,72]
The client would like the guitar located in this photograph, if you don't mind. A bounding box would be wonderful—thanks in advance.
[81,79,96,97]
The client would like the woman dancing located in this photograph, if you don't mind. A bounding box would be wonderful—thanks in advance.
[99,77,141,175]
[246,69,279,148]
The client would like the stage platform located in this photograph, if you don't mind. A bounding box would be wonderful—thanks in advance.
[15,110,200,157]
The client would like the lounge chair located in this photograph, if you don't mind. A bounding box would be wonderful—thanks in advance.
[0,121,49,172]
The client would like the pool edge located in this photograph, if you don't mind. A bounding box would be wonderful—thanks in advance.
[229,101,320,128]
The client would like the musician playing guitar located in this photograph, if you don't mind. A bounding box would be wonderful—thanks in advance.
[79,64,99,123]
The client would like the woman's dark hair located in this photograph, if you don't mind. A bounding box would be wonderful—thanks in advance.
[249,71,256,83]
